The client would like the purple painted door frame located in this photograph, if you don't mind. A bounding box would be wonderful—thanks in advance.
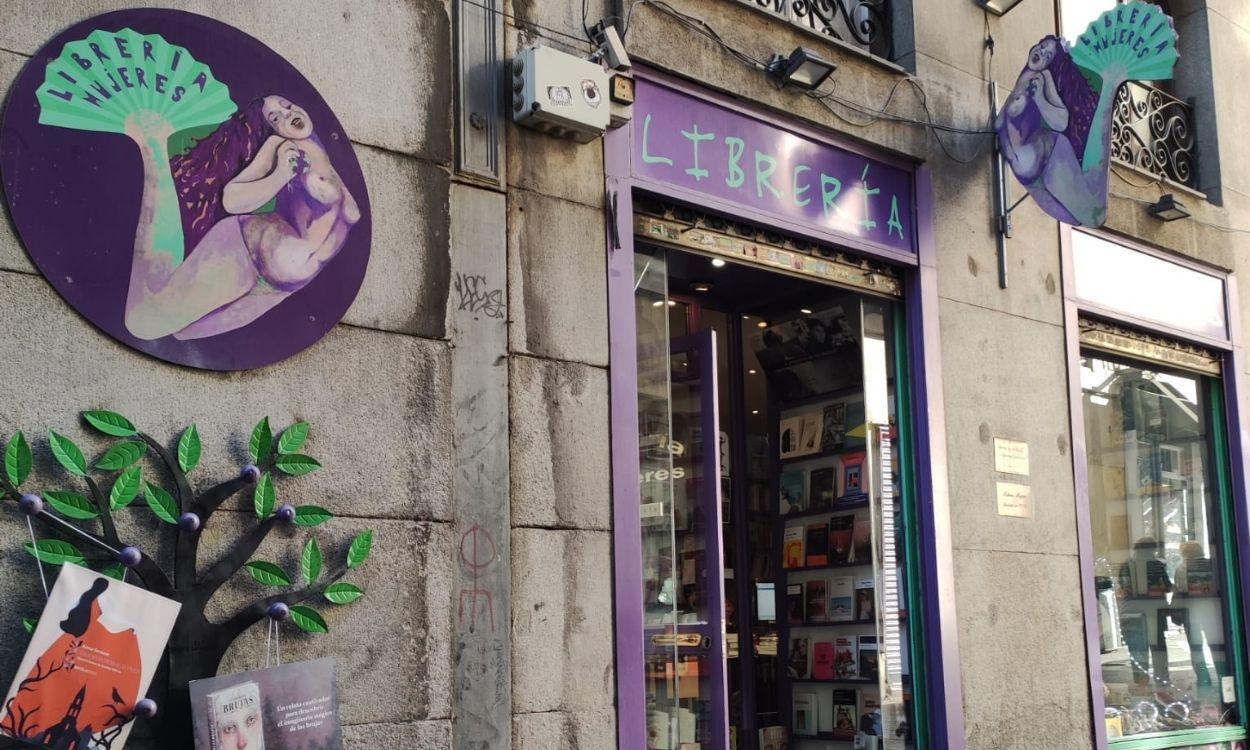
[1059,224,1250,750]
[604,68,965,750]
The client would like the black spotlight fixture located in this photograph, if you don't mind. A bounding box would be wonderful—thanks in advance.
[976,0,1027,15]
[768,47,836,90]
[1147,193,1191,222]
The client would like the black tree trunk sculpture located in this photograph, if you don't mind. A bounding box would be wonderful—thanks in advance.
[0,413,370,748]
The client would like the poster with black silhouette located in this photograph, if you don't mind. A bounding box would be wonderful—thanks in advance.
[190,658,342,750]
[1,564,181,749]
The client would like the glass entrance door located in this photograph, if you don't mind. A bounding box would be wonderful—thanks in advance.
[632,240,922,750]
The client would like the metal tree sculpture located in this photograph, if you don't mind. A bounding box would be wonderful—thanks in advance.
[0,411,373,747]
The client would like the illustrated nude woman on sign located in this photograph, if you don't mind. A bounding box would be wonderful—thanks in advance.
[120,96,361,341]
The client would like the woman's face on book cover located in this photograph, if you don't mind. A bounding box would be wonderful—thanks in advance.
[218,706,263,749]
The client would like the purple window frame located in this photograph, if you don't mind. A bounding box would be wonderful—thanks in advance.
[603,67,967,749]
[1060,224,1250,750]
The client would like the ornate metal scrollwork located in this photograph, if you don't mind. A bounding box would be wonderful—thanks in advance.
[1111,80,1196,187]
[745,0,891,59]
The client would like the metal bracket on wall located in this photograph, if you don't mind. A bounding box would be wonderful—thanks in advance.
[990,82,1029,290]
[454,0,505,186]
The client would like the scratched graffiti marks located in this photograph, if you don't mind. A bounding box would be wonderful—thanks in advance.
[457,523,499,633]
[454,273,505,319]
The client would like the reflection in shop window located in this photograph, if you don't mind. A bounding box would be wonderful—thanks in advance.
[1081,354,1240,739]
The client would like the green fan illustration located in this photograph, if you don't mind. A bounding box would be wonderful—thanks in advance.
[32,26,362,342]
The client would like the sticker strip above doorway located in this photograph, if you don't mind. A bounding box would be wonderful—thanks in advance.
[1078,317,1222,376]
[634,209,902,298]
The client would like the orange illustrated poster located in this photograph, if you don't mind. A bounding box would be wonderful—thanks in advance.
[1,564,180,749]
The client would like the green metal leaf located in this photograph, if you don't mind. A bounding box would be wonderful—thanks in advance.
[289,605,328,634]
[94,440,146,471]
[22,617,36,635]
[249,417,272,464]
[100,563,126,581]
[4,431,32,488]
[24,539,85,565]
[293,506,334,527]
[143,482,178,524]
[323,582,363,605]
[274,453,321,477]
[43,490,99,520]
[347,529,374,570]
[278,422,310,455]
[48,430,87,476]
[82,410,137,437]
[245,561,293,587]
[110,466,143,510]
[254,473,276,519]
[178,425,202,474]
[301,537,323,583]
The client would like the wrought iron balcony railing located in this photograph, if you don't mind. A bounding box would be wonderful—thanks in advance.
[1111,81,1196,188]
[740,0,892,60]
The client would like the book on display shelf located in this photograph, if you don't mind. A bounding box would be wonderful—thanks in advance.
[829,515,853,564]
[809,467,837,511]
[1186,557,1215,595]
[797,412,822,456]
[793,692,818,736]
[859,696,883,737]
[805,579,828,623]
[806,522,829,566]
[821,402,847,452]
[780,470,807,514]
[780,417,805,459]
[784,526,805,569]
[855,579,876,622]
[841,451,867,499]
[759,725,788,750]
[850,515,871,562]
[828,575,854,622]
[834,636,857,679]
[811,641,834,680]
[831,689,858,741]
[788,636,810,679]
[786,583,805,626]
[858,635,879,682]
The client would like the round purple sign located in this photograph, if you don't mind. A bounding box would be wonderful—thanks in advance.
[1,9,371,370]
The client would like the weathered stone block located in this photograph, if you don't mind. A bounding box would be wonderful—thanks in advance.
[0,0,452,162]
[506,124,605,209]
[510,355,611,531]
[513,708,616,750]
[938,298,1078,557]
[215,517,455,725]
[343,145,450,339]
[344,719,453,749]
[511,528,614,715]
[955,548,1091,750]
[507,190,609,367]
[0,272,453,522]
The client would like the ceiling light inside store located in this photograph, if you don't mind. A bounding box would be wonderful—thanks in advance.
[801,308,812,314]
[692,281,713,293]
[757,321,767,328]
[767,47,836,90]
[667,300,677,307]
[711,258,726,268]
[749,369,757,374]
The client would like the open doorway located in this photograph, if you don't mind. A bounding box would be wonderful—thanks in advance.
[634,230,920,750]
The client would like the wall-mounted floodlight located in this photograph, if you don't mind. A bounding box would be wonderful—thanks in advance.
[1147,194,1191,222]
[977,0,1027,15]
[767,47,836,90]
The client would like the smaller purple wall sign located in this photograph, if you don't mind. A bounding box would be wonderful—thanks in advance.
[0,9,371,370]
[631,78,915,255]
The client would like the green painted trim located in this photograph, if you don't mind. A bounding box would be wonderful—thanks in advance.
[1209,381,1250,727]
[1108,725,1246,750]
[892,303,930,750]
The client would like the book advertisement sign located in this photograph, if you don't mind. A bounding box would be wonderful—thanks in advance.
[0,564,181,750]
[190,658,342,750]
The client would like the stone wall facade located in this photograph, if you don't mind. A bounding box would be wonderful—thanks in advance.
[0,1,1247,749]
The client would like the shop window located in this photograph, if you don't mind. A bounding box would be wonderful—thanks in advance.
[1078,344,1247,743]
